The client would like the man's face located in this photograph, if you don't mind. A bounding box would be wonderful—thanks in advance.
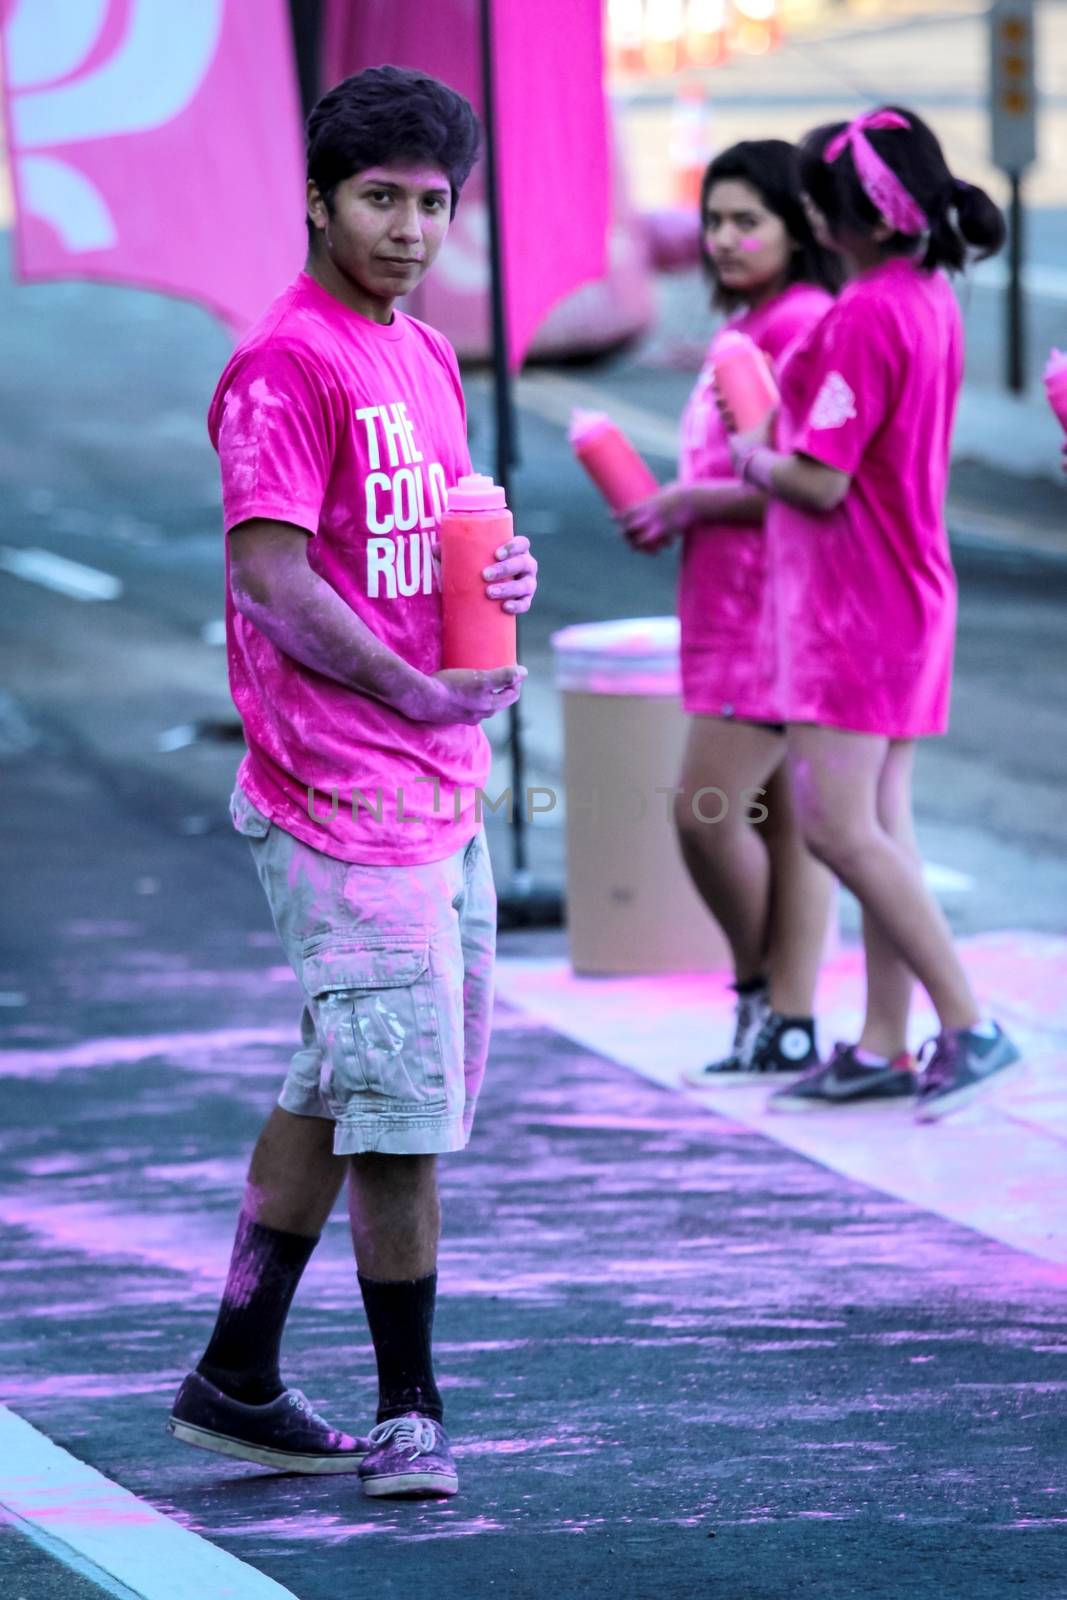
[307,163,453,308]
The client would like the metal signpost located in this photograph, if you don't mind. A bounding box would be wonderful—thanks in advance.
[989,0,1037,394]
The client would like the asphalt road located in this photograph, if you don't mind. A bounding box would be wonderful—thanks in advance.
[1,744,1065,1600]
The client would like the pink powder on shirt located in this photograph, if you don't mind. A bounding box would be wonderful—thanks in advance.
[676,283,832,721]
[209,272,490,865]
[769,258,961,738]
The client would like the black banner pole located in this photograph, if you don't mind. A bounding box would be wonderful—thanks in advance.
[479,0,529,884]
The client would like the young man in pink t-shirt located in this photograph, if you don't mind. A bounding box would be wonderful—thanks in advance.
[167,67,537,1499]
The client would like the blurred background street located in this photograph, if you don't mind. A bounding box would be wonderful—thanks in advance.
[1,3,1065,1597]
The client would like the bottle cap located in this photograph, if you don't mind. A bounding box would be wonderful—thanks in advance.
[713,329,757,358]
[445,473,508,512]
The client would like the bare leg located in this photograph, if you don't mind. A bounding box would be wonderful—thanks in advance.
[787,725,979,1031]
[245,1106,348,1238]
[348,1154,440,1280]
[674,717,789,984]
[759,761,835,1017]
[857,740,920,1058]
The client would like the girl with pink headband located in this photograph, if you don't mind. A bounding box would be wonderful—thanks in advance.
[619,141,841,1081]
[723,106,1021,1119]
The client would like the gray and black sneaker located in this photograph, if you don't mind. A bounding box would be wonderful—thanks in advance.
[769,1043,916,1112]
[914,1021,1022,1122]
[683,982,769,1085]
[359,1413,458,1499]
[167,1371,370,1473]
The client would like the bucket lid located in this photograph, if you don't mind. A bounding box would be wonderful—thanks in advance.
[445,473,507,512]
[550,616,680,697]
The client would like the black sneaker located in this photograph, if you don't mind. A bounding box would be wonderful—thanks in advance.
[769,1043,917,1112]
[684,983,769,1084]
[359,1413,459,1499]
[747,1012,819,1074]
[915,1021,1022,1123]
[167,1371,370,1474]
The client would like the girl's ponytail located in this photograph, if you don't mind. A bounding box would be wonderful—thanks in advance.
[952,179,1007,261]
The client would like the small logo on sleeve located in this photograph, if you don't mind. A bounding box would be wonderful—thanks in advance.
[809,371,857,430]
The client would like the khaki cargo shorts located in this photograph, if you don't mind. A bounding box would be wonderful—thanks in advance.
[232,787,496,1156]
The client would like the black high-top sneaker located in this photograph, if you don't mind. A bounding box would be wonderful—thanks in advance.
[746,1012,819,1074]
[684,981,770,1085]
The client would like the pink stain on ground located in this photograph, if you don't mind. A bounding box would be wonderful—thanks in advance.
[0,1196,228,1289]
[2,1373,175,1400]
[0,1027,297,1079]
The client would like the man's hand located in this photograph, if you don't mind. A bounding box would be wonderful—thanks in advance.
[482,535,538,614]
[404,665,528,726]
[617,484,691,553]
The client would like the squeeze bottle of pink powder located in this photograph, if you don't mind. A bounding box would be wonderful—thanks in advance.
[711,330,780,433]
[1044,349,1067,433]
[569,409,660,513]
[439,473,518,671]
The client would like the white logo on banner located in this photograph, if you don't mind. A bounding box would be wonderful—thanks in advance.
[809,371,858,431]
[6,0,224,253]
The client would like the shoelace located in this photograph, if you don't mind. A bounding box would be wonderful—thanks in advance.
[734,993,764,1051]
[366,1415,438,1459]
[287,1390,330,1430]
[748,1011,781,1064]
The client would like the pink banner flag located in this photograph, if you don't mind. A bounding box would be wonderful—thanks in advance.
[0,0,306,333]
[324,0,609,371]
[490,0,609,371]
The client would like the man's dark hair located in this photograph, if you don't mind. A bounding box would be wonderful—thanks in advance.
[700,139,843,312]
[798,106,1005,274]
[306,65,480,236]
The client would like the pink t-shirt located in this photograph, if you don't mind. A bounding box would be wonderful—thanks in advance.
[769,258,962,738]
[208,271,490,865]
[677,283,832,720]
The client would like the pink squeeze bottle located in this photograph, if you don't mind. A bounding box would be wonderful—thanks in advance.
[569,409,660,513]
[1044,349,1067,433]
[439,473,518,671]
[711,330,780,433]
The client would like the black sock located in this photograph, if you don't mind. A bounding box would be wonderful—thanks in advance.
[197,1212,318,1405]
[734,975,768,998]
[358,1271,443,1424]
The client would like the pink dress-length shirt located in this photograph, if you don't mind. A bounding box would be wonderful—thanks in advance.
[209,271,490,865]
[678,283,833,721]
[769,257,962,738]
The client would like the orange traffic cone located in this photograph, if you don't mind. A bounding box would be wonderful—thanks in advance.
[683,0,730,69]
[607,0,648,76]
[732,0,782,56]
[669,81,712,210]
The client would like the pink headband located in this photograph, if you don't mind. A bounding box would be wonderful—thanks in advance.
[824,110,928,237]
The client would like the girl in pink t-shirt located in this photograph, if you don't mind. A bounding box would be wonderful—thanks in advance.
[723,107,1020,1120]
[619,141,841,1081]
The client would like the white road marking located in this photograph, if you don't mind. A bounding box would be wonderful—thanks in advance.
[0,546,123,602]
[0,1405,297,1600]
[514,370,680,460]
[923,861,975,894]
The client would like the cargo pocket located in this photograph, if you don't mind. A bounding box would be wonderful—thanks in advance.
[301,938,445,1112]
[230,788,272,839]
